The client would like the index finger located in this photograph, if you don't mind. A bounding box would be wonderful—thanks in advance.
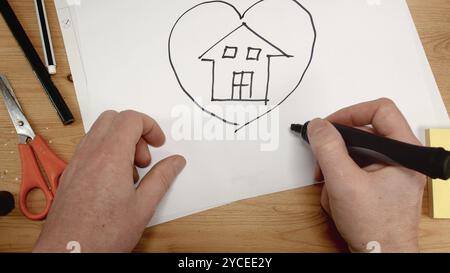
[109,110,166,148]
[327,98,421,145]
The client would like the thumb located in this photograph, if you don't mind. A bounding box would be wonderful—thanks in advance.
[137,155,186,214]
[307,119,361,181]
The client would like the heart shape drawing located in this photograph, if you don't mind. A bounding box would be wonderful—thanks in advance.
[169,0,316,132]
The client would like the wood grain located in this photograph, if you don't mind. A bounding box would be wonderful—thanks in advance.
[0,0,449,253]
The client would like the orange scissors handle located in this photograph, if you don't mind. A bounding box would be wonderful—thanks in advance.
[18,135,66,221]
[30,136,66,195]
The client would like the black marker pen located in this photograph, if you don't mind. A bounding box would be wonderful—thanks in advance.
[291,122,450,180]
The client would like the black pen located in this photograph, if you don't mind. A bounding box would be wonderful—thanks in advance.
[0,0,73,125]
[291,122,450,180]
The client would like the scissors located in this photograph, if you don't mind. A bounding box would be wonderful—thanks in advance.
[0,74,66,221]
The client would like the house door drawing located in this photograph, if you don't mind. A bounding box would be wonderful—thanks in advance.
[232,71,254,100]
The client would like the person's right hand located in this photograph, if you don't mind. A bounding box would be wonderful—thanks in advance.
[308,98,426,253]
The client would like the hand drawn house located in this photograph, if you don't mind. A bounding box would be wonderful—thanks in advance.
[199,22,292,105]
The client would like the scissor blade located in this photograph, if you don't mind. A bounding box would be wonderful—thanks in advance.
[0,74,36,142]
[1,75,23,112]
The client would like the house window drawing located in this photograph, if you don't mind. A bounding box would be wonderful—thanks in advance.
[199,22,293,105]
[246,47,262,61]
[223,46,238,58]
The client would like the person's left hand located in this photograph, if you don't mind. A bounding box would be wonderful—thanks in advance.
[33,110,186,253]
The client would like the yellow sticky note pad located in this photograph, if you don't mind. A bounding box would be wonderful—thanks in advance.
[427,129,450,219]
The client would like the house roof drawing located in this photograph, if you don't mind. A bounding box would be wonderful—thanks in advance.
[199,22,293,60]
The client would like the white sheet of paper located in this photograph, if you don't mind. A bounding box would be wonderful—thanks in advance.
[54,0,449,226]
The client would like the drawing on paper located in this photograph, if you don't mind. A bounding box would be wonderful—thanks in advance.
[169,0,316,132]
[199,22,293,105]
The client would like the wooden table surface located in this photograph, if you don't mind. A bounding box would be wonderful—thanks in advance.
[0,0,449,253]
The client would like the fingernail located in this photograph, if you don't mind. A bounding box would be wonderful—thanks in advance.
[308,118,328,138]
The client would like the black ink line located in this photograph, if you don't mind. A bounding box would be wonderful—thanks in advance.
[264,56,271,106]
[232,83,250,87]
[239,71,244,100]
[202,58,217,101]
[231,72,237,99]
[206,59,216,101]
[212,60,215,101]
[199,22,291,60]
[234,0,317,132]
[246,47,262,61]
[249,71,254,98]
[241,23,293,58]
[212,99,269,102]
[241,0,265,19]
[199,25,244,60]
[222,46,238,59]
